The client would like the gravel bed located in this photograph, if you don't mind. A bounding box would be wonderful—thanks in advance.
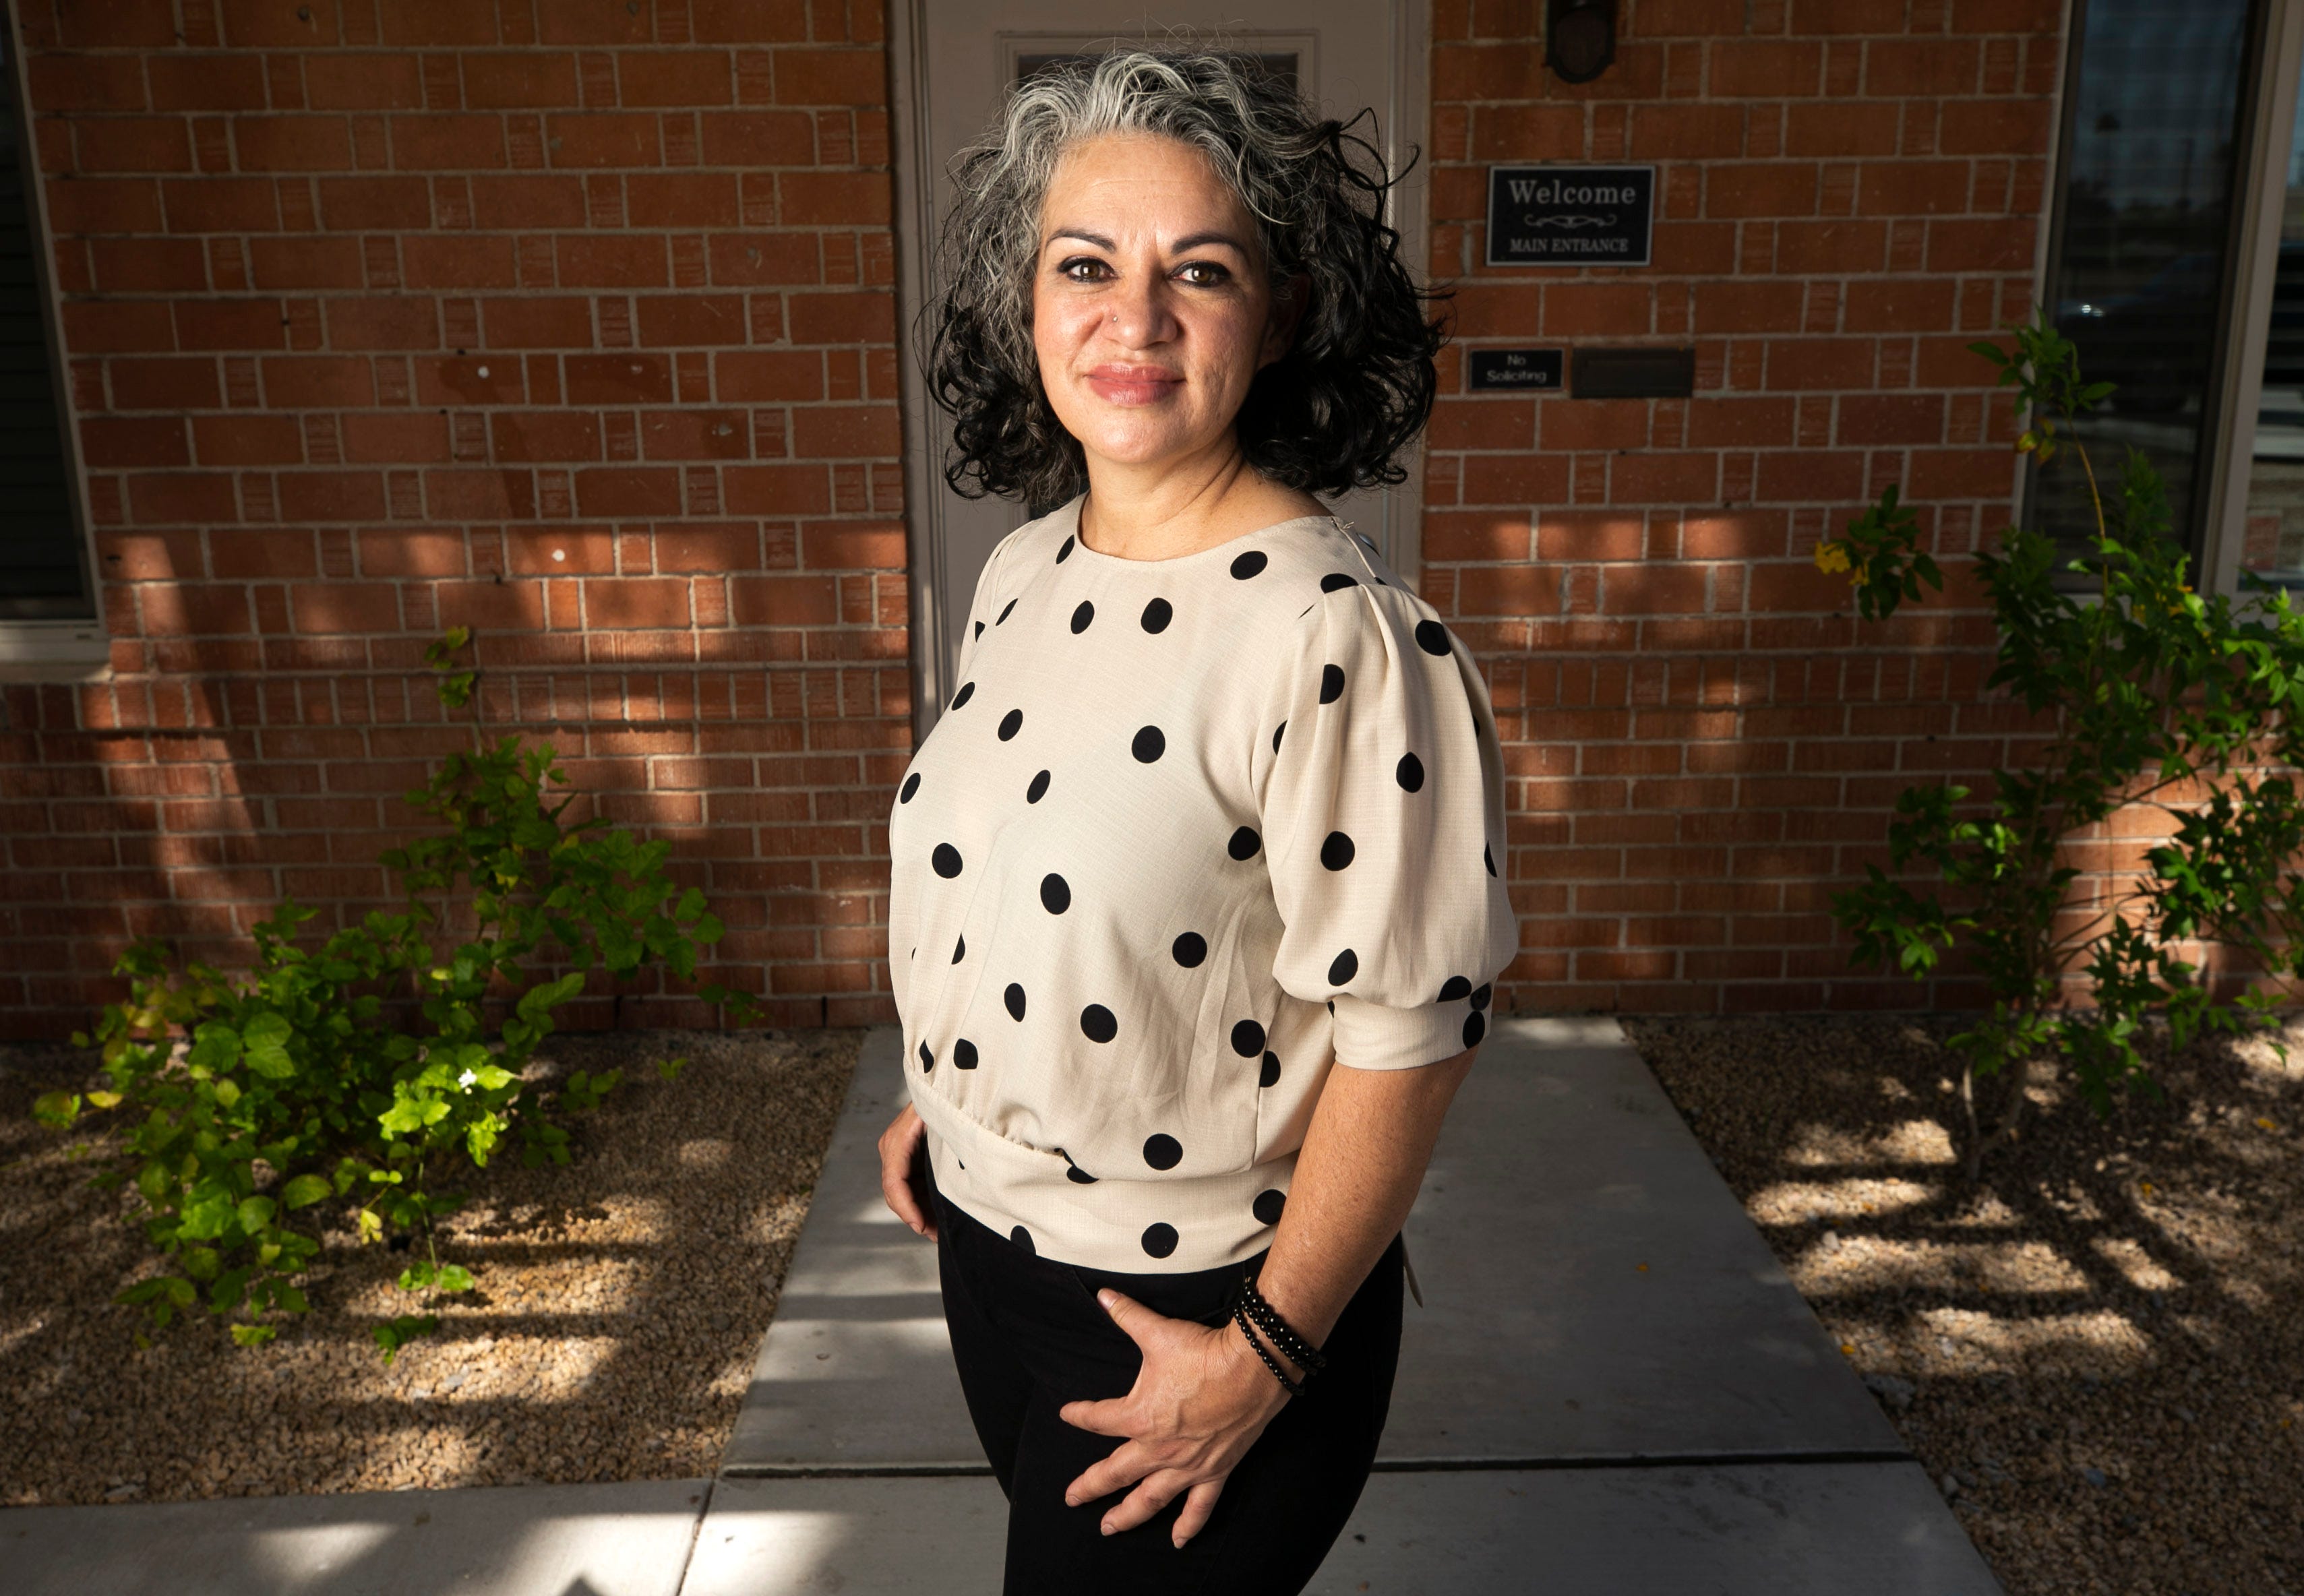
[0,1025,859,1506]
[1625,1013,2304,1596]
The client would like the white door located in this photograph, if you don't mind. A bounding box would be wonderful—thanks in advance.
[887,3,1432,741]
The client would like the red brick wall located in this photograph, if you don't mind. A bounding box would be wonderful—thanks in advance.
[2,0,906,1038]
[1420,0,2061,1012]
[2,0,2071,1037]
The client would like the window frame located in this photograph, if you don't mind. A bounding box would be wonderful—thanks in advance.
[0,7,108,678]
[2202,0,2304,598]
[2024,0,2278,591]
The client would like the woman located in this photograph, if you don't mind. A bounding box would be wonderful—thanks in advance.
[878,46,1516,1595]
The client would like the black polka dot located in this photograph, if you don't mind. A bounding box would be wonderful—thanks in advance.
[1463,1010,1486,1048]
[951,681,975,709]
[1227,826,1261,861]
[1319,663,1345,704]
[1414,619,1451,656]
[1438,975,1472,1002]
[998,708,1022,740]
[996,597,1016,624]
[1027,769,1050,802]
[1141,597,1172,632]
[1173,931,1207,967]
[1062,1150,1096,1184]
[1230,1018,1265,1057]
[1320,830,1355,870]
[1040,873,1070,913]
[1081,1004,1118,1043]
[1252,1189,1286,1225]
[1004,983,1026,1020]
[917,1041,934,1073]
[1141,1223,1179,1258]
[1271,720,1285,754]
[1132,725,1165,762]
[1327,948,1358,985]
[1472,982,1492,1012]
[1319,571,1360,593]
[951,933,964,962]
[1327,999,1334,1014]
[1057,534,1076,561]
[899,772,921,802]
[932,843,963,878]
[973,619,983,639]
[1010,1225,1035,1255]
[1259,1052,1281,1088]
[954,1038,977,1068]
[1143,1134,1182,1171]
[1070,599,1094,634]
[1229,549,1268,580]
[1397,751,1424,791]
[1485,842,1497,878]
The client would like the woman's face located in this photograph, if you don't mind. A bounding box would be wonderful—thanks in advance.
[1030,132,1300,475]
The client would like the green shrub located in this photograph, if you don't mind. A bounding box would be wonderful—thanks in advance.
[32,628,762,1359]
[1827,309,2304,1181]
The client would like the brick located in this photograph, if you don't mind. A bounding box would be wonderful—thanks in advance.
[1837,394,1945,446]
[770,48,886,106]
[247,237,367,289]
[1709,42,1821,97]
[468,175,588,228]
[340,413,452,462]
[700,110,817,165]
[619,52,735,107]
[324,297,439,350]
[480,297,593,348]
[464,52,581,109]
[545,113,661,166]
[388,115,510,170]
[402,235,520,289]
[262,356,377,407]
[305,54,427,109]
[1627,104,1745,160]
[1705,163,1819,219]
[233,117,354,171]
[315,175,433,229]
[626,172,741,227]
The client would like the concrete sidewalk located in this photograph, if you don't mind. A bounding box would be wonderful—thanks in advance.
[1,1017,2007,1594]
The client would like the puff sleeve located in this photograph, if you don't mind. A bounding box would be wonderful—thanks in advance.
[1253,585,1517,1070]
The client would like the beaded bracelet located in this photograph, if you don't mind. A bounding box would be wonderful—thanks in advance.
[1232,1304,1302,1396]
[1239,1278,1329,1376]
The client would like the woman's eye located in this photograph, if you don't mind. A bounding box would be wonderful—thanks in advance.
[1060,257,1110,282]
[1178,262,1229,286]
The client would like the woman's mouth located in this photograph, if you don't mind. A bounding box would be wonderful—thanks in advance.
[1085,365,1184,405]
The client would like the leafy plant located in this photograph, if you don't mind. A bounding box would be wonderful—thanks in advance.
[32,628,762,1358]
[1823,307,2304,1181]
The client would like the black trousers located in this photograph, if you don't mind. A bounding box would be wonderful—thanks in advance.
[934,1188,1404,1595]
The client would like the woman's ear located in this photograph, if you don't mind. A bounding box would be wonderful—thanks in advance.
[1259,272,1312,369]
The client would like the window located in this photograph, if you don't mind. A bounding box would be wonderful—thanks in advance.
[0,20,104,669]
[2029,0,2266,568]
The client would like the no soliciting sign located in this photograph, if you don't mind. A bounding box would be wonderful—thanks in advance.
[1486,165,1655,268]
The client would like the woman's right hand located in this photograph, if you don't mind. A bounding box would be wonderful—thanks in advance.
[877,1101,938,1239]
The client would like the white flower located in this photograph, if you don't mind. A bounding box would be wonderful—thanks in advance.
[456,1068,479,1090]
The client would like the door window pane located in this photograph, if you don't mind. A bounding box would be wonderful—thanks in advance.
[2237,61,2304,584]
[2034,0,2256,561]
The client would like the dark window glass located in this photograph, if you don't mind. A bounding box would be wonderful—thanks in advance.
[2032,0,2260,565]
[0,27,90,621]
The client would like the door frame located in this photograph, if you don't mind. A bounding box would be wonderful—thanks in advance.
[884,3,1434,747]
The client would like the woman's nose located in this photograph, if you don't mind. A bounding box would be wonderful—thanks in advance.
[1099,271,1177,348]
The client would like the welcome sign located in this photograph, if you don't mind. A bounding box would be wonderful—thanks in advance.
[1486,165,1656,268]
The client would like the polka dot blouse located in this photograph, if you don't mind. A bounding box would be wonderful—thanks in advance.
[887,493,1518,1274]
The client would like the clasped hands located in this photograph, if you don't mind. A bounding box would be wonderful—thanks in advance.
[1057,1285,1296,1548]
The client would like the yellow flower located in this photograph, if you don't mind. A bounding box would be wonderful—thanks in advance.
[1813,543,1852,576]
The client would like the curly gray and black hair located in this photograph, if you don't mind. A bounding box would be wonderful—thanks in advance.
[923,46,1448,509]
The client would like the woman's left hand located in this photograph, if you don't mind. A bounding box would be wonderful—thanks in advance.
[1056,1287,1293,1547]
